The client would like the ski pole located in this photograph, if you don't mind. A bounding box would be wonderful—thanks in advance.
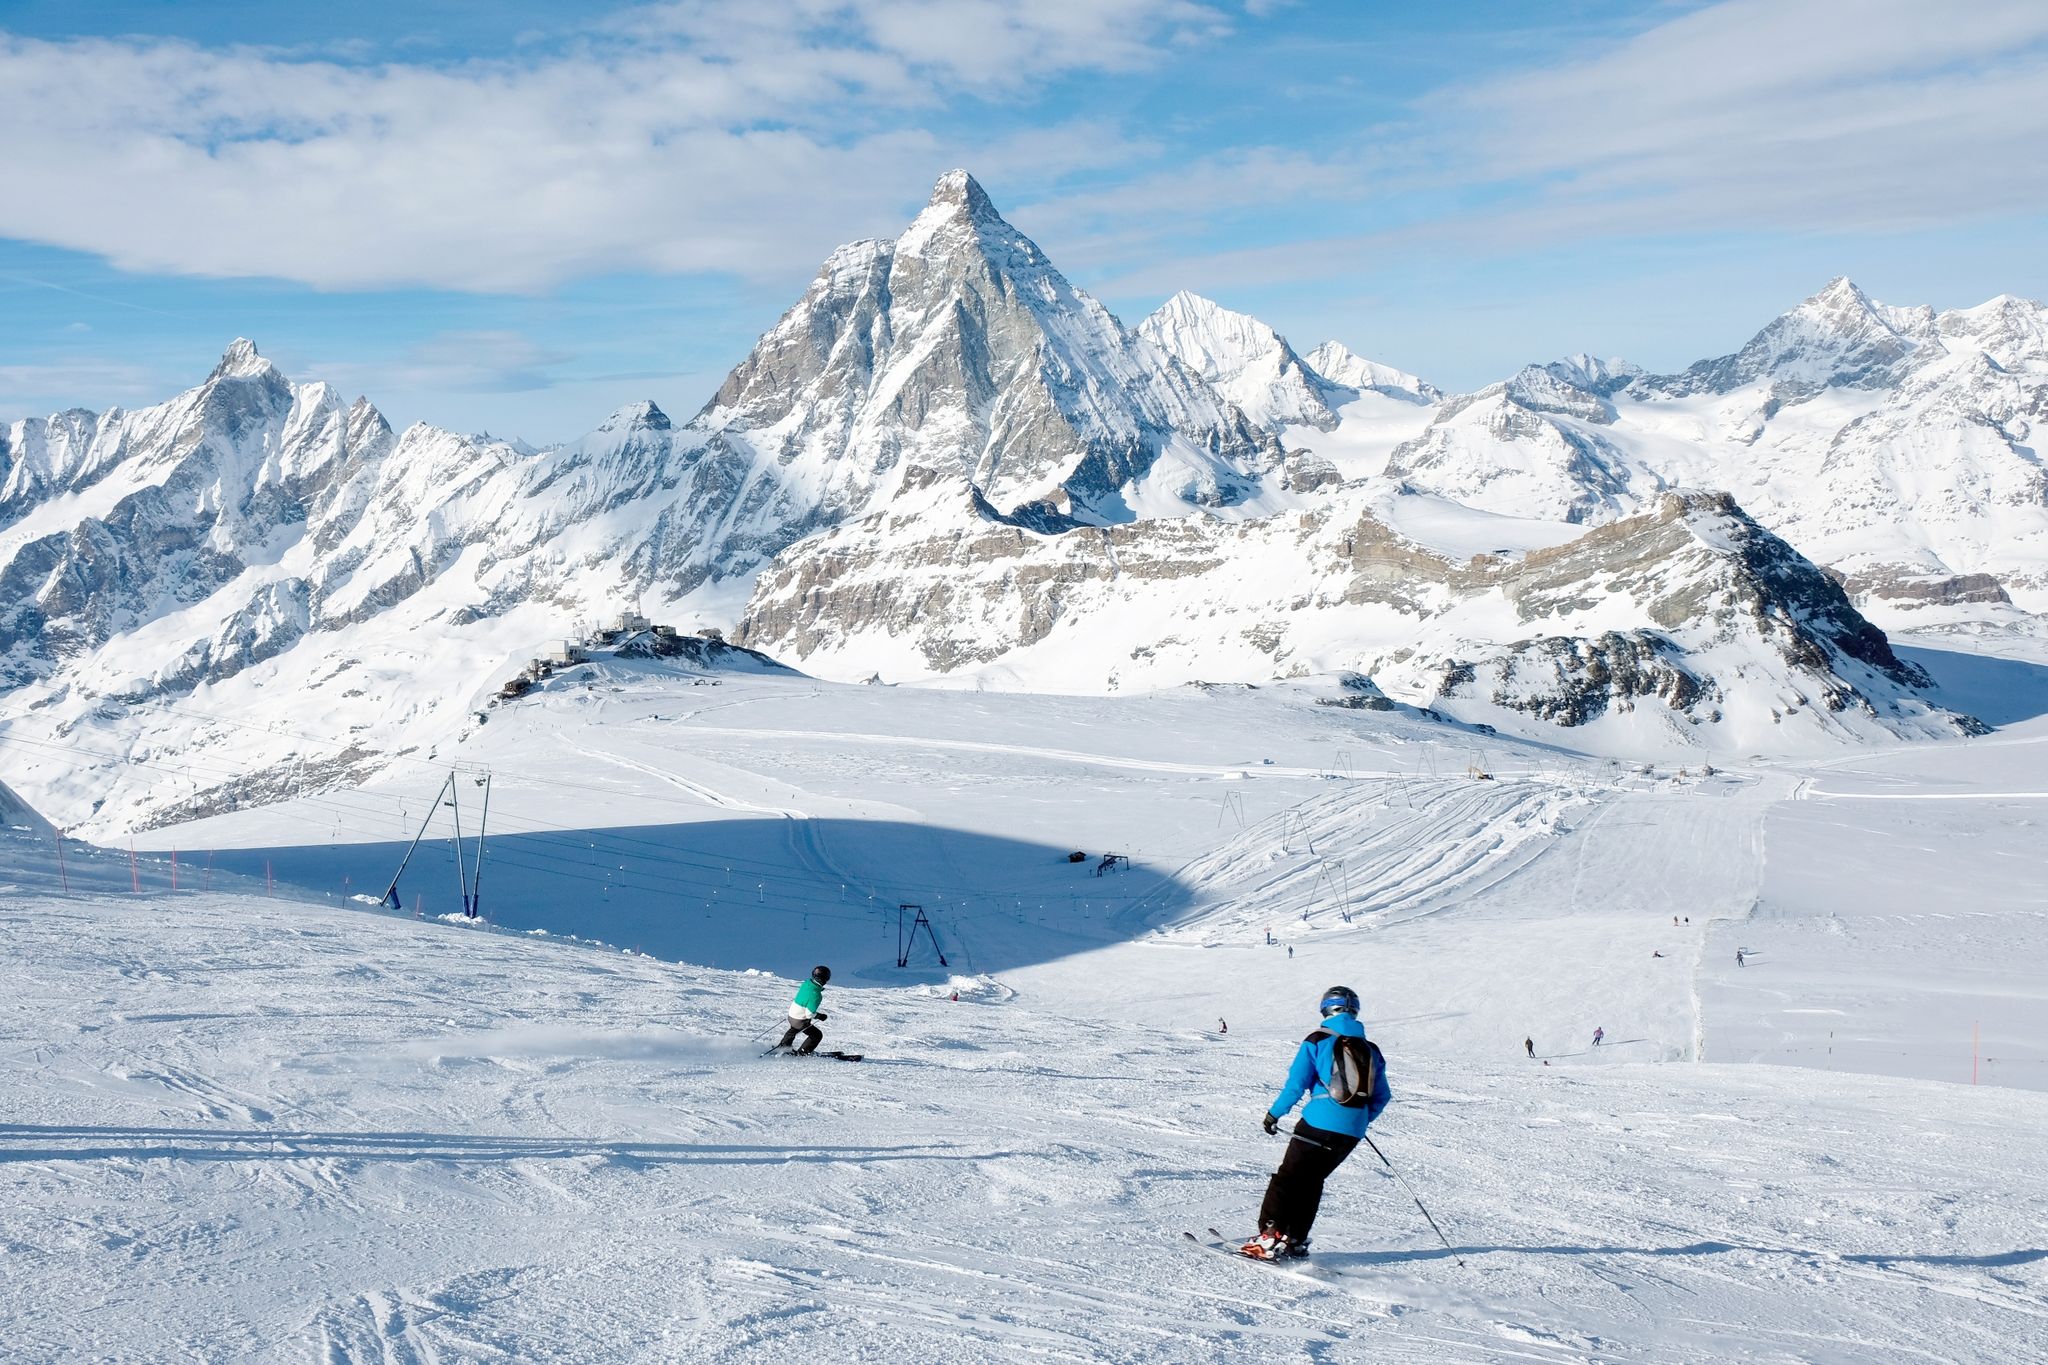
[1364,1134,1465,1268]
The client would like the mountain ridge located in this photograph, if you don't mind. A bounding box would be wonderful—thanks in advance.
[0,177,2020,836]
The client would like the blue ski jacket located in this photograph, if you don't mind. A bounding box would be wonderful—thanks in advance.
[1268,1012,1390,1138]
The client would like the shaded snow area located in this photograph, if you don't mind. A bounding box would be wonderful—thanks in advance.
[5,647,2048,1360]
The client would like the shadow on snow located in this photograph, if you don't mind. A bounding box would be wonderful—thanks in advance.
[191,817,1198,982]
[1896,643,2048,728]
[0,1122,1002,1169]
[1315,1241,2048,1271]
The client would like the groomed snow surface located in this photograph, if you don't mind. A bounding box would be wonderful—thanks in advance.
[4,631,2047,1362]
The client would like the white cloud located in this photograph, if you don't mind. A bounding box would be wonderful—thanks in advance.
[343,331,576,394]
[0,2,1212,292]
[1055,0,2048,306]
[1429,0,2048,239]
[0,358,164,414]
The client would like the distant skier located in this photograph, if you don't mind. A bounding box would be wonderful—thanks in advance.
[1243,985,1390,1260]
[1592,1026,1605,1047]
[1652,950,1664,958]
[1220,1019,1229,1034]
[1287,945,1294,960]
[1736,949,1746,967]
[772,965,832,1056]
[1524,1036,1534,1059]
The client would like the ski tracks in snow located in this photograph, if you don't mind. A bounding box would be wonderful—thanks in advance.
[1166,776,1580,939]
[5,886,2046,1362]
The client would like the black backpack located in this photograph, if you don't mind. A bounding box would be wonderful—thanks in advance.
[1307,1031,1382,1108]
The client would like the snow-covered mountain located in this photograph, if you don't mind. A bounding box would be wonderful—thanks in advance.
[0,178,2013,834]
[0,173,1284,698]
[735,480,1975,753]
[694,173,1281,535]
[1377,278,2048,618]
[1134,294,1441,482]
[1136,290,1347,432]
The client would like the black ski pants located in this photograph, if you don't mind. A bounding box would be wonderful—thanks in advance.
[1258,1119,1360,1243]
[777,1019,822,1055]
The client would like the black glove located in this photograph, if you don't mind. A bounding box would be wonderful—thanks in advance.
[814,1012,828,1021]
[1262,1112,1280,1136]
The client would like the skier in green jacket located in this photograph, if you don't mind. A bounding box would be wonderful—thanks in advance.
[773,966,832,1055]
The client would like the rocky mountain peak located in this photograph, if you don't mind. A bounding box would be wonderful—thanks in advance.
[925,168,997,219]
[1546,354,1644,396]
[598,400,671,433]
[209,337,277,382]
[896,168,1033,264]
[692,169,1274,535]
[1658,277,1931,397]
[1810,274,1869,309]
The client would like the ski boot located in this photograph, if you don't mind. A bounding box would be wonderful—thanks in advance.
[1240,1228,1293,1261]
[1282,1238,1311,1259]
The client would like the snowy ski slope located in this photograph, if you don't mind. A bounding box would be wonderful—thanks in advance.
[3,629,2046,1360]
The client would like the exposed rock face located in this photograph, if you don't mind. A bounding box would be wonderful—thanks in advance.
[693,172,1279,535]
[1434,632,1712,729]
[736,483,1976,747]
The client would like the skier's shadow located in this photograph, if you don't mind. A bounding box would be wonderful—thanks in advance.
[0,1122,1006,1169]
[1315,1242,2048,1270]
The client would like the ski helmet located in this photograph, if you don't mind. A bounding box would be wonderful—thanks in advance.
[1319,985,1360,1018]
[811,965,832,984]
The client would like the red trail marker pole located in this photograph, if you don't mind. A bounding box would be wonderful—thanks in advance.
[54,830,70,894]
[171,849,178,892]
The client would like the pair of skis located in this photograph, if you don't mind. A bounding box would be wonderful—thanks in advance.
[1183,1227,1300,1264]
[761,1045,865,1062]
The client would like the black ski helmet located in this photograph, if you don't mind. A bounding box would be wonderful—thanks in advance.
[1319,985,1360,1018]
[811,965,832,985]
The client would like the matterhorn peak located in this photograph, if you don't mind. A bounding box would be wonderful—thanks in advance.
[895,168,1036,264]
[926,168,998,219]
[209,337,277,382]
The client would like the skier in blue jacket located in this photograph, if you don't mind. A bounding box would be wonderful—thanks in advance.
[1243,985,1391,1259]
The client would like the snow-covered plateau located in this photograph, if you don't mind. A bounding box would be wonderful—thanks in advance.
[2,628,2046,1361]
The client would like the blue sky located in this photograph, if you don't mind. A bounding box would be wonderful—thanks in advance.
[3,0,2045,441]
